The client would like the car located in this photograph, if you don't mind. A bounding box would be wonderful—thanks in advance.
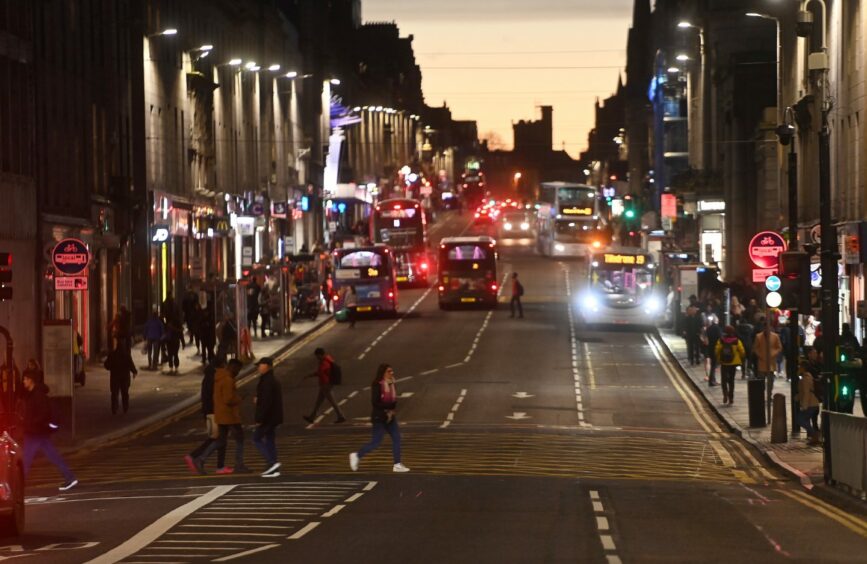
[498,211,534,238]
[0,407,24,536]
[473,207,498,225]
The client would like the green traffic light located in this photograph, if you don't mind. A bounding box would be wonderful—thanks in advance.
[842,385,850,396]
[624,210,635,219]
[841,353,848,362]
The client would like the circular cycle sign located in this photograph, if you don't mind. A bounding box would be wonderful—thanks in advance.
[748,231,787,269]
[52,238,90,276]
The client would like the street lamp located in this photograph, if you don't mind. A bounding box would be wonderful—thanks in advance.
[675,53,690,62]
[268,64,281,72]
[330,78,341,86]
[148,28,178,38]
[677,19,708,170]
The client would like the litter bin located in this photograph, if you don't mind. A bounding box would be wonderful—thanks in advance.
[747,377,766,427]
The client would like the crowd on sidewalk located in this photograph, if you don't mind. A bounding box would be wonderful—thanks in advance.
[680,293,863,446]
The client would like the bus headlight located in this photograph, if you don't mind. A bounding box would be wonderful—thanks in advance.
[504,223,513,231]
[582,294,599,311]
[644,296,661,314]
[555,243,566,252]
[520,222,530,231]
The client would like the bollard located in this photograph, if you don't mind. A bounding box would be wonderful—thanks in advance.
[747,377,766,427]
[771,393,788,443]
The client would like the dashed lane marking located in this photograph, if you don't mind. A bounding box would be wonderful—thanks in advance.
[358,288,433,360]
[441,388,469,429]
[565,267,591,428]
[589,490,622,564]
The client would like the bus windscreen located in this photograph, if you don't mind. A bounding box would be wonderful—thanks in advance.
[440,244,493,272]
[374,207,423,249]
[335,250,390,280]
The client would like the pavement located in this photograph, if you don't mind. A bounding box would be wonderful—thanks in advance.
[657,328,867,495]
[52,314,335,451]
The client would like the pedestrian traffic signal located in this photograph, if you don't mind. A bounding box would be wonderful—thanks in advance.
[0,253,10,301]
[778,251,810,311]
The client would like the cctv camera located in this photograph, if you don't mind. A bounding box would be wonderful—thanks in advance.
[797,10,813,37]
[775,123,796,146]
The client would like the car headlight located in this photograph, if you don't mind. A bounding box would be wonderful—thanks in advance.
[555,243,566,252]
[520,222,530,230]
[583,294,599,311]
[644,296,661,313]
[504,223,513,230]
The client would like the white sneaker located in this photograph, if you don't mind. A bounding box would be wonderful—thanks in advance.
[262,471,280,478]
[349,452,359,472]
[392,463,410,473]
[59,479,79,491]
[260,462,281,477]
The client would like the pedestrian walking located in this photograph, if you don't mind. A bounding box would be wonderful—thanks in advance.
[735,316,755,378]
[247,279,261,338]
[715,325,745,405]
[349,364,410,473]
[188,300,202,355]
[185,359,221,473]
[341,285,358,328]
[683,306,703,366]
[510,272,524,318]
[753,323,782,419]
[252,357,283,478]
[199,309,216,365]
[164,316,185,374]
[259,287,272,337]
[143,309,164,370]
[192,359,249,475]
[303,348,346,424]
[797,361,822,445]
[21,370,78,491]
[104,344,137,414]
[705,318,722,385]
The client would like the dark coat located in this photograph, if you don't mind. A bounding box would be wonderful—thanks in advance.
[23,382,52,436]
[104,348,137,386]
[255,370,283,426]
[369,380,397,424]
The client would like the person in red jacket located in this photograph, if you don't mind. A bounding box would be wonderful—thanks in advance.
[303,348,346,424]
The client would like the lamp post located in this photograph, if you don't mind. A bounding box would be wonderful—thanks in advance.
[677,21,708,170]
[746,13,782,134]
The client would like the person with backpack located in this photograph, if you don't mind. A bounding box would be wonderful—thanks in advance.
[510,272,524,318]
[349,363,410,473]
[715,325,746,405]
[303,347,346,424]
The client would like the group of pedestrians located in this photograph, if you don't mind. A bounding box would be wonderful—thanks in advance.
[183,346,409,477]
[142,298,187,373]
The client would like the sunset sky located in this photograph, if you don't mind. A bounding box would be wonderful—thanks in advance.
[363,0,635,158]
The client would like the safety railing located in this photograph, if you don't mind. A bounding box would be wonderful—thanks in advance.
[827,411,867,494]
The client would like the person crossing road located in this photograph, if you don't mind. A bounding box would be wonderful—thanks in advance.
[303,348,346,424]
[349,364,410,473]
[253,357,283,478]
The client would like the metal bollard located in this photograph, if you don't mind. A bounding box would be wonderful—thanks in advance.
[771,393,788,443]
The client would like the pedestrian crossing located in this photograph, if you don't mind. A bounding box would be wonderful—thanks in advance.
[112,481,374,563]
[27,429,767,488]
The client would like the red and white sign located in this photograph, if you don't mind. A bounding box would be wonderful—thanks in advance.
[748,231,787,269]
[55,276,88,291]
[752,268,778,283]
[661,193,677,219]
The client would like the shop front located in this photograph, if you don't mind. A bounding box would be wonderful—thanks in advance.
[323,183,374,246]
[151,194,192,307]
[697,199,725,276]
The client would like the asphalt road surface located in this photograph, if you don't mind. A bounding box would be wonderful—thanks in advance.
[13,212,867,563]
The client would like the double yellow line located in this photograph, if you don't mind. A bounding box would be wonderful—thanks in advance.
[781,488,867,538]
[644,333,723,434]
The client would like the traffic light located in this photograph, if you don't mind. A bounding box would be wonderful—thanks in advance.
[623,195,636,219]
[778,251,810,311]
[0,253,10,301]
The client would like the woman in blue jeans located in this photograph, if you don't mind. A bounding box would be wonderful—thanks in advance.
[350,364,410,473]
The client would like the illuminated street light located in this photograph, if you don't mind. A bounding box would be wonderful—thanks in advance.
[228,58,242,66]
[285,71,298,78]
[677,21,696,29]
[199,44,214,51]
[330,78,341,85]
[667,66,680,73]
[268,64,281,71]
[148,28,178,38]
[676,53,690,62]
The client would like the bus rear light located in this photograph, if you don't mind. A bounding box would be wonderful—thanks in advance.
[474,213,480,218]
[438,285,445,292]
[388,291,394,299]
[490,283,498,291]
[332,295,339,301]
[420,262,429,270]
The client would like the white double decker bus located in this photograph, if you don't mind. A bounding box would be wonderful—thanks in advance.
[579,247,663,327]
[536,182,609,257]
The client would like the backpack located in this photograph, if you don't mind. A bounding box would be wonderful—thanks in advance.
[517,281,525,297]
[329,361,343,386]
[720,339,736,363]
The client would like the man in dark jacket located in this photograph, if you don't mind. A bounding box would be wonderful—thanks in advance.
[104,345,138,414]
[22,372,78,491]
[185,358,222,473]
[736,317,755,378]
[253,357,283,478]
[199,308,216,365]
[683,306,703,366]
[706,319,722,386]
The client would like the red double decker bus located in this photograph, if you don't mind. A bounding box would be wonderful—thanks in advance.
[370,198,431,286]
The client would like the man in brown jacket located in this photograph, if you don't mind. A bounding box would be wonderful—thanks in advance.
[193,359,249,474]
[752,322,783,420]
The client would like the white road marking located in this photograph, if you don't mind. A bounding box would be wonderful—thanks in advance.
[348,390,359,398]
[212,544,280,562]
[600,535,616,551]
[420,368,439,375]
[345,493,364,503]
[288,522,320,540]
[363,481,377,491]
[321,504,345,517]
[596,516,610,530]
[84,485,236,564]
[358,288,433,360]
[590,490,600,500]
[588,490,622,561]
[592,501,604,512]
[464,310,494,363]
[565,268,591,428]
[441,389,468,428]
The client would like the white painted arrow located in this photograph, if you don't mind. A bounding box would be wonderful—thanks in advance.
[512,392,535,399]
[505,412,532,420]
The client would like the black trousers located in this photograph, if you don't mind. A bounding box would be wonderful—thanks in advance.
[510,296,523,317]
[110,378,130,414]
[310,384,344,418]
